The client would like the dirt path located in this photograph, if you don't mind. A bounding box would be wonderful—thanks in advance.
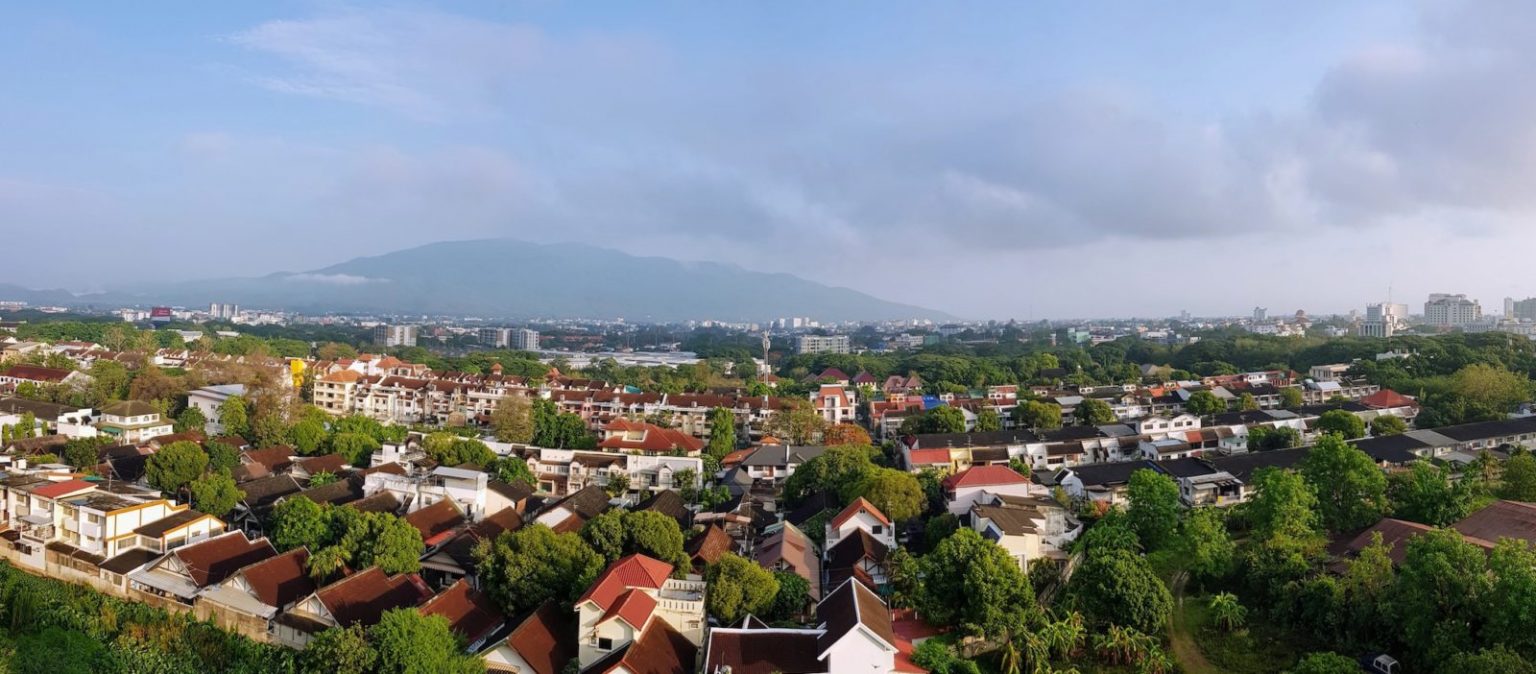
[1167,571,1219,674]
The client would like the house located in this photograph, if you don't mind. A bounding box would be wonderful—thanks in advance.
[826,529,890,589]
[754,521,821,601]
[419,579,506,652]
[196,547,317,638]
[530,448,702,497]
[274,567,434,647]
[1138,438,1201,461]
[96,400,174,444]
[128,531,277,606]
[486,479,536,518]
[737,445,827,483]
[404,498,468,553]
[685,524,736,573]
[810,385,857,425]
[824,498,896,552]
[942,465,1036,516]
[703,577,901,674]
[421,507,524,590]
[970,492,1081,571]
[1153,458,1243,507]
[484,600,578,674]
[573,554,707,669]
[1207,448,1310,502]
[185,384,247,435]
[598,418,706,456]
[0,364,90,389]
[1052,461,1152,507]
[228,475,302,535]
[898,430,1038,472]
[533,485,612,533]
[1452,500,1536,548]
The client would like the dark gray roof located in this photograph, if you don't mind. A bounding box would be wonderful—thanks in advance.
[1154,458,1221,479]
[1208,447,1308,482]
[908,430,1039,448]
[1062,460,1154,487]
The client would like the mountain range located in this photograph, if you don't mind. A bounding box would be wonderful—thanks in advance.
[1,240,951,322]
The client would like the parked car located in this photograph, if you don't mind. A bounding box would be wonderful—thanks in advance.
[1359,653,1400,674]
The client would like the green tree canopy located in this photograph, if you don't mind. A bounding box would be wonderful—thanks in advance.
[1126,469,1182,550]
[1300,433,1389,532]
[1012,400,1063,431]
[1316,410,1366,439]
[783,444,877,506]
[475,525,605,614]
[145,441,209,495]
[1068,547,1172,634]
[1288,652,1363,674]
[1501,453,1536,501]
[175,405,208,434]
[1370,414,1407,436]
[861,468,926,522]
[918,528,1036,638]
[189,469,244,518]
[706,552,780,624]
[1074,398,1117,425]
[370,608,482,674]
[490,394,534,444]
[1178,507,1235,580]
[298,625,375,674]
[1388,461,1473,527]
[1184,390,1226,417]
[217,395,250,438]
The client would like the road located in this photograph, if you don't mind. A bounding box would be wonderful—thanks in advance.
[1167,571,1218,674]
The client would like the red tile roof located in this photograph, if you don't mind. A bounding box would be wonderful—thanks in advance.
[942,465,1030,489]
[32,479,95,499]
[404,499,466,541]
[599,419,705,454]
[829,497,892,529]
[174,532,278,588]
[2,365,73,383]
[316,567,433,628]
[419,579,504,646]
[906,448,951,466]
[504,601,576,674]
[600,588,659,630]
[591,620,697,674]
[577,554,674,610]
[236,547,316,608]
[1361,389,1418,409]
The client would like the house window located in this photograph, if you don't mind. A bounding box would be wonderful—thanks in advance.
[597,637,614,650]
[871,525,883,535]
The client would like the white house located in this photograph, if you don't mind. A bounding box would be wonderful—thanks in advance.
[96,400,173,444]
[824,498,896,552]
[702,578,900,674]
[185,384,246,435]
[970,491,1081,571]
[573,554,706,669]
[942,465,1038,516]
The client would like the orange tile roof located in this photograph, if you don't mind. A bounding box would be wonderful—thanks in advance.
[942,465,1029,489]
[577,554,674,610]
[829,497,892,529]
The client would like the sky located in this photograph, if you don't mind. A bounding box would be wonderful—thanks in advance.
[3,1,1535,319]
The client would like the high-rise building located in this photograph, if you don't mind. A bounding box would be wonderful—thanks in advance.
[1511,298,1536,321]
[510,328,540,351]
[1424,294,1482,327]
[1360,302,1409,338]
[1253,307,1267,322]
[373,324,418,347]
[796,334,851,355]
[1507,297,1518,318]
[480,327,511,348]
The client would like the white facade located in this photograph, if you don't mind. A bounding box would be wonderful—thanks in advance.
[795,334,851,355]
[186,384,246,435]
[1425,293,1482,327]
[373,324,418,347]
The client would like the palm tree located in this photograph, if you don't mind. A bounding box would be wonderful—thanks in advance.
[1093,625,1143,665]
[1044,612,1086,659]
[1022,632,1052,674]
[1209,592,1248,632]
[999,636,1024,674]
[1137,648,1176,674]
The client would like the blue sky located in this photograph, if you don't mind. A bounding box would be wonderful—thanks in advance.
[3,1,1533,319]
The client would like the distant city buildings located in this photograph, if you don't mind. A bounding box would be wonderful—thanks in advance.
[1510,297,1536,321]
[1359,302,1409,338]
[479,327,539,351]
[207,302,240,320]
[1425,293,1482,327]
[373,324,418,347]
[795,334,850,355]
[1252,307,1267,322]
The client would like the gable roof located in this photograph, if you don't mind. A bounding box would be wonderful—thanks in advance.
[296,453,348,476]
[826,528,889,571]
[503,601,577,674]
[817,578,896,658]
[704,627,826,674]
[577,554,674,611]
[419,579,504,646]
[636,489,689,526]
[685,525,734,567]
[174,532,277,588]
[755,522,820,599]
[599,588,659,630]
[3,365,73,383]
[588,620,698,674]
[242,446,296,473]
[236,547,317,608]
[404,499,466,542]
[442,507,524,571]
[942,465,1029,490]
[1453,500,1536,547]
[598,419,706,454]
[134,509,218,539]
[315,567,433,628]
[32,479,95,499]
[1360,389,1417,409]
[829,497,892,530]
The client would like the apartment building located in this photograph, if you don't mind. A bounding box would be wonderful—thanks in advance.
[795,334,850,355]
[1425,293,1482,327]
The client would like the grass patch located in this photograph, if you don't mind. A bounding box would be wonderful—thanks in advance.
[1184,595,1306,674]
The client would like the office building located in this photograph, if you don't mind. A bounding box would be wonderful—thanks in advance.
[796,334,851,355]
[1511,298,1536,321]
[510,328,539,351]
[373,324,418,347]
[1424,294,1482,327]
[1252,307,1267,322]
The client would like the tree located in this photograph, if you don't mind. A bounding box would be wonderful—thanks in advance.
[582,510,688,569]
[1248,425,1301,451]
[1074,398,1116,425]
[1013,401,1062,431]
[1502,453,1536,501]
[1178,507,1234,580]
[1300,433,1388,532]
[706,407,736,461]
[1068,547,1172,634]
[706,552,780,624]
[861,468,925,522]
[1452,363,1533,414]
[1392,528,1490,666]
[1207,592,1247,632]
[902,406,966,435]
[290,418,328,455]
[205,440,241,472]
[1126,469,1181,551]
[217,395,250,438]
[823,423,872,447]
[918,528,1035,637]
[1237,392,1260,412]
[308,471,339,487]
[1441,647,1536,674]
[1388,461,1473,526]
[1288,652,1362,674]
[976,409,1002,432]
[250,413,291,448]
[487,455,535,487]
[783,444,876,505]
[766,570,811,621]
[764,399,828,445]
[604,472,630,497]
[1370,414,1407,436]
[12,627,112,674]
[1316,410,1366,440]
[175,405,208,434]
[189,469,244,518]
[370,608,482,674]
[270,496,332,552]
[1280,387,1304,409]
[476,525,605,613]
[1482,540,1536,657]
[331,432,382,467]
[146,441,209,495]
[339,512,424,574]
[490,394,534,443]
[1184,390,1225,417]
[299,625,376,674]
[59,437,105,472]
[1246,467,1321,543]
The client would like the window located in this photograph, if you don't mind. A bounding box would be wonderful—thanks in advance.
[871,525,883,535]
[597,637,614,650]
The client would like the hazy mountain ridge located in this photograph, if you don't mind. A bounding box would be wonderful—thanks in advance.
[2,241,952,322]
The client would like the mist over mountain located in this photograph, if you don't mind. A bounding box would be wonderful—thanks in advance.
[6,240,951,322]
